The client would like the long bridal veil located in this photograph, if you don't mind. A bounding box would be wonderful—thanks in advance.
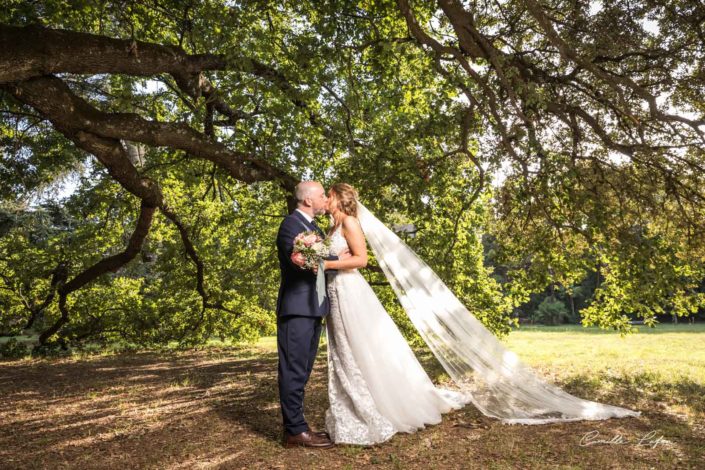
[356,201,641,425]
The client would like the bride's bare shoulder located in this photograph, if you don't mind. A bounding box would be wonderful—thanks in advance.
[342,215,361,229]
[342,215,364,236]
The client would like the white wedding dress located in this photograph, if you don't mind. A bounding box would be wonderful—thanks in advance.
[324,223,471,445]
[323,202,641,446]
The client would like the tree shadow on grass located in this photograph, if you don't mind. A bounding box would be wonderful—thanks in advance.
[1,346,703,469]
[0,347,290,468]
[211,345,332,443]
[413,345,704,462]
[560,370,705,415]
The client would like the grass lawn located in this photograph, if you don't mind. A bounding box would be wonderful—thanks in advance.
[503,323,705,383]
[0,324,703,469]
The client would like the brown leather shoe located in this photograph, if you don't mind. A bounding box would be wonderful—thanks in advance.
[283,430,335,449]
[309,428,331,440]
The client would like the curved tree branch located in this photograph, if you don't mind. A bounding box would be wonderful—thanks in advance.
[40,201,156,344]
[2,75,297,190]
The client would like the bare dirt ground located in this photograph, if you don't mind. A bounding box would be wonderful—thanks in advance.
[1,344,702,469]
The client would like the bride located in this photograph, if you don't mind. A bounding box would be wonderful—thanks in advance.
[320,183,640,446]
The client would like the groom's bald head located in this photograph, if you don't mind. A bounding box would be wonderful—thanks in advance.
[295,181,328,216]
[295,181,323,203]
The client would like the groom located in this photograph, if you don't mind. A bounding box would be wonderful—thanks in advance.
[275,181,348,449]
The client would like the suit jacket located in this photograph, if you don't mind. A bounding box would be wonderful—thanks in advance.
[276,210,337,318]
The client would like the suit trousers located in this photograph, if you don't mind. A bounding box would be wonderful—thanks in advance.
[277,315,323,435]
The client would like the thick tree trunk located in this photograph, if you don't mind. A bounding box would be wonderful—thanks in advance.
[0,24,225,84]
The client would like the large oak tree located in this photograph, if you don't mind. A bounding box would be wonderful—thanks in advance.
[1,0,703,349]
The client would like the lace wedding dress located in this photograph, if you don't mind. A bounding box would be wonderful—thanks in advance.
[324,223,471,445]
[323,201,640,446]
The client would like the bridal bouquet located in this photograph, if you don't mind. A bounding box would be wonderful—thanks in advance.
[291,231,330,271]
[292,230,331,307]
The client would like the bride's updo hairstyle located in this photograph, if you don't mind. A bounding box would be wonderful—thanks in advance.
[330,183,359,217]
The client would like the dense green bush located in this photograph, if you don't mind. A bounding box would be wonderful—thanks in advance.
[0,338,28,359]
[531,297,571,326]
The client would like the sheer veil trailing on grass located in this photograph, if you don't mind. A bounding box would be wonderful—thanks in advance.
[356,201,641,425]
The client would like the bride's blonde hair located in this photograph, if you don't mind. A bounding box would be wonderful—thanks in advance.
[330,183,359,217]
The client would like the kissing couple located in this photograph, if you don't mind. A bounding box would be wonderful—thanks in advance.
[275,181,641,449]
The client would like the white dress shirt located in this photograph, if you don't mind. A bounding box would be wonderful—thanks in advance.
[295,208,314,224]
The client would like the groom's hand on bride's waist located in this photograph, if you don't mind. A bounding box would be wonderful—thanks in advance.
[322,249,351,273]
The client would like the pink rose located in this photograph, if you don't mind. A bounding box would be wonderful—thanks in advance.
[302,233,319,247]
[291,251,306,267]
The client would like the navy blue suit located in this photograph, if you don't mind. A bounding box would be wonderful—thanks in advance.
[275,210,337,435]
